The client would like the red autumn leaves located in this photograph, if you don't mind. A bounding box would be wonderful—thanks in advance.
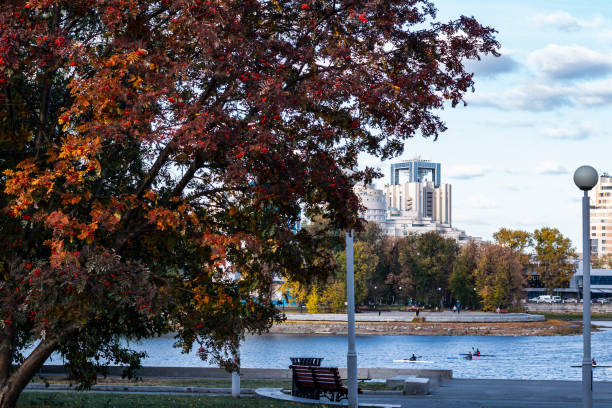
[235,146,269,159]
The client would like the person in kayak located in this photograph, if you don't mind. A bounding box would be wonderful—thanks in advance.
[592,359,597,366]
[465,352,473,360]
[475,348,480,356]
[409,354,418,361]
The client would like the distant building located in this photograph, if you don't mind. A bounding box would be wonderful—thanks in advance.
[390,159,441,187]
[355,158,474,243]
[589,173,612,256]
[385,181,451,225]
[569,261,612,298]
[525,261,612,300]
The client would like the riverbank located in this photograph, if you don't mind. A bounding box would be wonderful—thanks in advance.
[266,311,582,336]
[270,319,583,336]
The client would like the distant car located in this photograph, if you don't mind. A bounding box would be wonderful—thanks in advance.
[552,296,562,303]
[596,298,611,304]
[536,295,554,304]
[564,298,578,303]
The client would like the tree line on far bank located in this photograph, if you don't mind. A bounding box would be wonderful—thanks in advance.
[283,223,576,312]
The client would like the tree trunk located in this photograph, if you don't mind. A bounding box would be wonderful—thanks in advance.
[0,339,58,408]
[0,327,15,386]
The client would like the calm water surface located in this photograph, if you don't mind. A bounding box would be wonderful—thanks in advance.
[43,322,612,381]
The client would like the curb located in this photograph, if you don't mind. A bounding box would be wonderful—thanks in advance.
[254,388,401,408]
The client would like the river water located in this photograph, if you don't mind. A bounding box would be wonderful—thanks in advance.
[42,322,612,381]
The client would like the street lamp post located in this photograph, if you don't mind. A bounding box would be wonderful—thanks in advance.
[574,165,598,408]
[345,231,358,408]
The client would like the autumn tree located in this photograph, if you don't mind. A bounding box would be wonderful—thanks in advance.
[355,221,386,302]
[473,243,525,311]
[493,227,533,269]
[334,241,379,306]
[591,253,612,269]
[493,228,533,253]
[390,232,457,306]
[532,227,576,292]
[0,0,497,406]
[449,242,480,309]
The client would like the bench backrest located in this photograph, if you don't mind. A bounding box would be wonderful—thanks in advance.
[290,365,343,391]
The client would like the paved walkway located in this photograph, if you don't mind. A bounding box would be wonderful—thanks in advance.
[26,378,612,407]
[284,311,545,323]
[258,379,612,408]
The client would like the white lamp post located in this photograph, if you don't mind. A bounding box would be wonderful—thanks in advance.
[574,165,598,408]
[346,231,358,408]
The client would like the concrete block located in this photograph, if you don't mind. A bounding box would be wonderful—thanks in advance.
[402,378,430,395]
[420,374,441,388]
[386,375,416,388]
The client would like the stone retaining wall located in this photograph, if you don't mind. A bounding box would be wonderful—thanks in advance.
[269,320,580,336]
[525,303,612,313]
[283,312,544,323]
[39,365,451,380]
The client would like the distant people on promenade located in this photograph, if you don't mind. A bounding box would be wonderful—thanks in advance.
[453,305,457,313]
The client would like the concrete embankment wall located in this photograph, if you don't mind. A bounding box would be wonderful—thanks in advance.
[525,303,612,313]
[39,365,452,380]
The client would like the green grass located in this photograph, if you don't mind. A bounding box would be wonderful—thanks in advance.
[32,377,292,389]
[32,377,386,391]
[18,392,333,408]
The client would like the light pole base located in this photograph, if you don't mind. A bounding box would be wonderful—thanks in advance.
[583,361,592,408]
[347,351,358,408]
[231,371,240,397]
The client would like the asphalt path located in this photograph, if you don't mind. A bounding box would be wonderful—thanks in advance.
[25,378,612,407]
[357,379,612,408]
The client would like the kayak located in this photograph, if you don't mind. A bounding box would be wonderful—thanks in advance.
[459,353,495,357]
[448,356,492,360]
[571,364,612,368]
[393,360,434,363]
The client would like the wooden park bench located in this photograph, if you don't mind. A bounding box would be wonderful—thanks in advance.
[289,364,362,402]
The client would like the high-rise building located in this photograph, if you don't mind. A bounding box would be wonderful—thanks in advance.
[355,159,471,242]
[385,181,451,225]
[589,173,612,255]
[390,158,441,186]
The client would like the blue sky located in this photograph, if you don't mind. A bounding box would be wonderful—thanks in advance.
[361,0,612,247]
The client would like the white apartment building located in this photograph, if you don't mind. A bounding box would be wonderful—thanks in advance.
[385,182,451,225]
[354,183,387,223]
[590,173,612,256]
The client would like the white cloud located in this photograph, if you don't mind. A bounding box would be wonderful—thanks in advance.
[480,118,536,128]
[467,83,571,111]
[466,77,612,111]
[465,52,520,79]
[535,160,569,175]
[446,164,488,179]
[453,216,490,226]
[535,11,604,32]
[573,78,612,106]
[527,45,612,80]
[467,196,498,210]
[542,121,598,140]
